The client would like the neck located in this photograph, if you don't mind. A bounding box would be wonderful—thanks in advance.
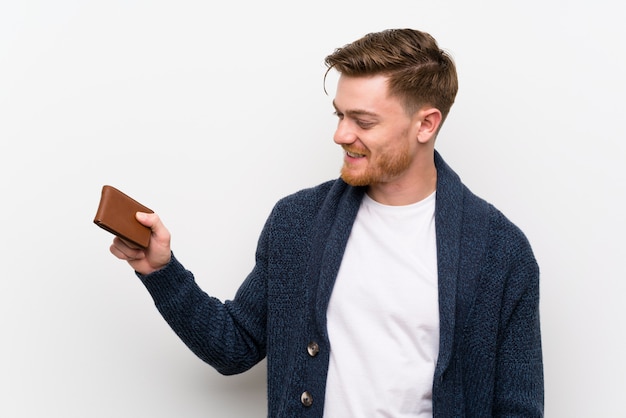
[366,161,437,206]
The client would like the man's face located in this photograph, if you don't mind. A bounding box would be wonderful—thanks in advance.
[332,74,421,187]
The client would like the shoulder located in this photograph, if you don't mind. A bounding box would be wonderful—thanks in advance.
[277,179,339,206]
[262,178,365,240]
[459,188,540,297]
[265,178,355,225]
[464,184,536,260]
[273,178,361,213]
[435,151,537,271]
[488,205,538,272]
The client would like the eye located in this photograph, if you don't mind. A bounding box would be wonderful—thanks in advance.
[356,119,375,129]
[333,111,344,120]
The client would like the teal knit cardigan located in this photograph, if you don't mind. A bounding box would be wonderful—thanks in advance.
[139,151,544,417]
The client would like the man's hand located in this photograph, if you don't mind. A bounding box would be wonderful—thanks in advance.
[110,211,172,275]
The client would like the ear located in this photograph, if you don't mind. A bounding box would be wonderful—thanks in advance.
[416,107,442,144]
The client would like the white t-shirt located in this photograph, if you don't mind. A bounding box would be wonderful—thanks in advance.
[323,192,439,417]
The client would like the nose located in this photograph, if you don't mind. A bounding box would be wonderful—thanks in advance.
[333,119,357,145]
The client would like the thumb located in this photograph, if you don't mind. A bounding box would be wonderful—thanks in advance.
[135,211,170,244]
[135,211,157,228]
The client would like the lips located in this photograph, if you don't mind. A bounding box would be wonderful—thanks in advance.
[346,150,366,158]
[343,146,368,159]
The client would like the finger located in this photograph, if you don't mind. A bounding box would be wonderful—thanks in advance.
[110,237,146,261]
[111,235,141,251]
[136,211,170,245]
[135,211,159,229]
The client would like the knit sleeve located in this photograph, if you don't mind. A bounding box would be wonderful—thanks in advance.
[137,234,269,376]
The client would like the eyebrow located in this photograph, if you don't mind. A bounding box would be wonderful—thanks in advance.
[332,100,379,118]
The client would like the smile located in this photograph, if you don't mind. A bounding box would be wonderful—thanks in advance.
[346,151,366,158]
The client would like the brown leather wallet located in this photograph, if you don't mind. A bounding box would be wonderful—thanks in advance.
[93,185,154,248]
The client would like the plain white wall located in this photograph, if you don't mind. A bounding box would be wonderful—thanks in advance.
[1,1,624,416]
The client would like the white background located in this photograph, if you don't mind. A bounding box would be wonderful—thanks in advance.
[1,1,624,417]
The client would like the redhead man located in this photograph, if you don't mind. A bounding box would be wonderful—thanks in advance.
[110,28,544,417]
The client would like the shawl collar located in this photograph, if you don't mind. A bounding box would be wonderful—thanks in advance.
[306,180,365,339]
[432,150,464,379]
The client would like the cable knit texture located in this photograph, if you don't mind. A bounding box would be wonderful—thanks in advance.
[139,151,544,417]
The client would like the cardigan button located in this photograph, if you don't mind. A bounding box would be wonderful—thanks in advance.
[307,341,320,357]
[301,391,313,407]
